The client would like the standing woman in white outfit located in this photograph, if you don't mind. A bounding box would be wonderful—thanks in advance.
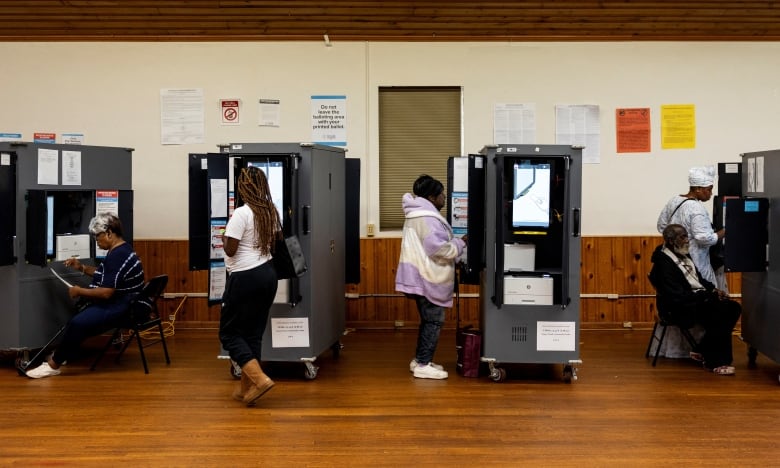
[657,166,726,291]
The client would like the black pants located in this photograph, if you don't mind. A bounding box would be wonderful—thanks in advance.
[679,297,741,368]
[218,262,278,368]
[52,294,134,366]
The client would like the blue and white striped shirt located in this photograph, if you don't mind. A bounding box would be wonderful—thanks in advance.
[90,242,145,297]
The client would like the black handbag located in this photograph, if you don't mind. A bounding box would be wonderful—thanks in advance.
[709,238,725,270]
[272,234,307,279]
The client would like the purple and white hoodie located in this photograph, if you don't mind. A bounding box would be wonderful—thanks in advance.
[394,193,466,308]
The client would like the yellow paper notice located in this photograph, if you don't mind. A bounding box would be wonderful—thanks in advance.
[661,104,696,149]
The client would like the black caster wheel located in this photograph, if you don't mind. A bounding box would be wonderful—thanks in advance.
[331,341,343,359]
[304,362,319,380]
[15,357,29,376]
[490,367,507,382]
[747,346,758,369]
[563,365,574,383]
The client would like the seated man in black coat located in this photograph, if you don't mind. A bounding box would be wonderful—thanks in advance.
[649,224,742,375]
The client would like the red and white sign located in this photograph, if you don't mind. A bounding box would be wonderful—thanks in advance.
[220,99,240,125]
[34,132,56,143]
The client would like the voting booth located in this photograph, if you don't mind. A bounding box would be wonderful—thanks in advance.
[453,144,583,383]
[0,142,134,351]
[189,143,359,379]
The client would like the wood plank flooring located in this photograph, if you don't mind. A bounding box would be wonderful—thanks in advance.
[1,328,779,467]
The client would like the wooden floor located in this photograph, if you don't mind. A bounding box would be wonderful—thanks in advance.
[1,328,779,467]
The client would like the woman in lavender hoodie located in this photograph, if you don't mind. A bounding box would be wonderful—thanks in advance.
[395,175,467,379]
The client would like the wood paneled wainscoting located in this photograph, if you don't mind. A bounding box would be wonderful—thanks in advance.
[581,236,741,329]
[133,236,741,331]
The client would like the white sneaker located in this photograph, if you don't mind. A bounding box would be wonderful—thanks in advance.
[413,363,448,379]
[25,362,61,379]
[409,359,444,372]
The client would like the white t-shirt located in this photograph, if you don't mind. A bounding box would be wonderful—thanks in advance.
[223,205,271,273]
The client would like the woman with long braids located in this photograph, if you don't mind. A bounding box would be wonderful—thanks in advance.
[219,166,280,406]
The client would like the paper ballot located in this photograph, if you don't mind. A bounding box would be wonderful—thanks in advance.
[50,268,74,288]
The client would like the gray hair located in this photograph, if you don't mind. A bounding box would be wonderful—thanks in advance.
[662,224,686,245]
[88,212,123,237]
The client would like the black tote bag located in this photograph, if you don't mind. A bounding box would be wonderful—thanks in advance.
[272,234,307,279]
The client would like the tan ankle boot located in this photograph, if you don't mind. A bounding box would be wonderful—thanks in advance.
[232,373,250,402]
[241,359,274,406]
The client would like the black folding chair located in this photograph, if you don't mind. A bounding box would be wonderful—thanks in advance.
[645,271,700,367]
[91,275,171,374]
[644,313,699,367]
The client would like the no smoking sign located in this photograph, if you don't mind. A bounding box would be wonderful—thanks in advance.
[220,99,240,125]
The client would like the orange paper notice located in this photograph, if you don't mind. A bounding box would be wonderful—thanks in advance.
[616,108,651,153]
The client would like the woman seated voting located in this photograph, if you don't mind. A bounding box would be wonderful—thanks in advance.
[26,213,145,379]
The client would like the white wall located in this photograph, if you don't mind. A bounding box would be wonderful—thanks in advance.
[2,41,779,238]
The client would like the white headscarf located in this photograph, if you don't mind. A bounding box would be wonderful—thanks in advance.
[688,166,716,187]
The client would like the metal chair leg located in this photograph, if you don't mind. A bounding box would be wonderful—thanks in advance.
[652,323,668,367]
[91,328,122,371]
[157,322,171,365]
[645,321,660,359]
[131,328,150,374]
